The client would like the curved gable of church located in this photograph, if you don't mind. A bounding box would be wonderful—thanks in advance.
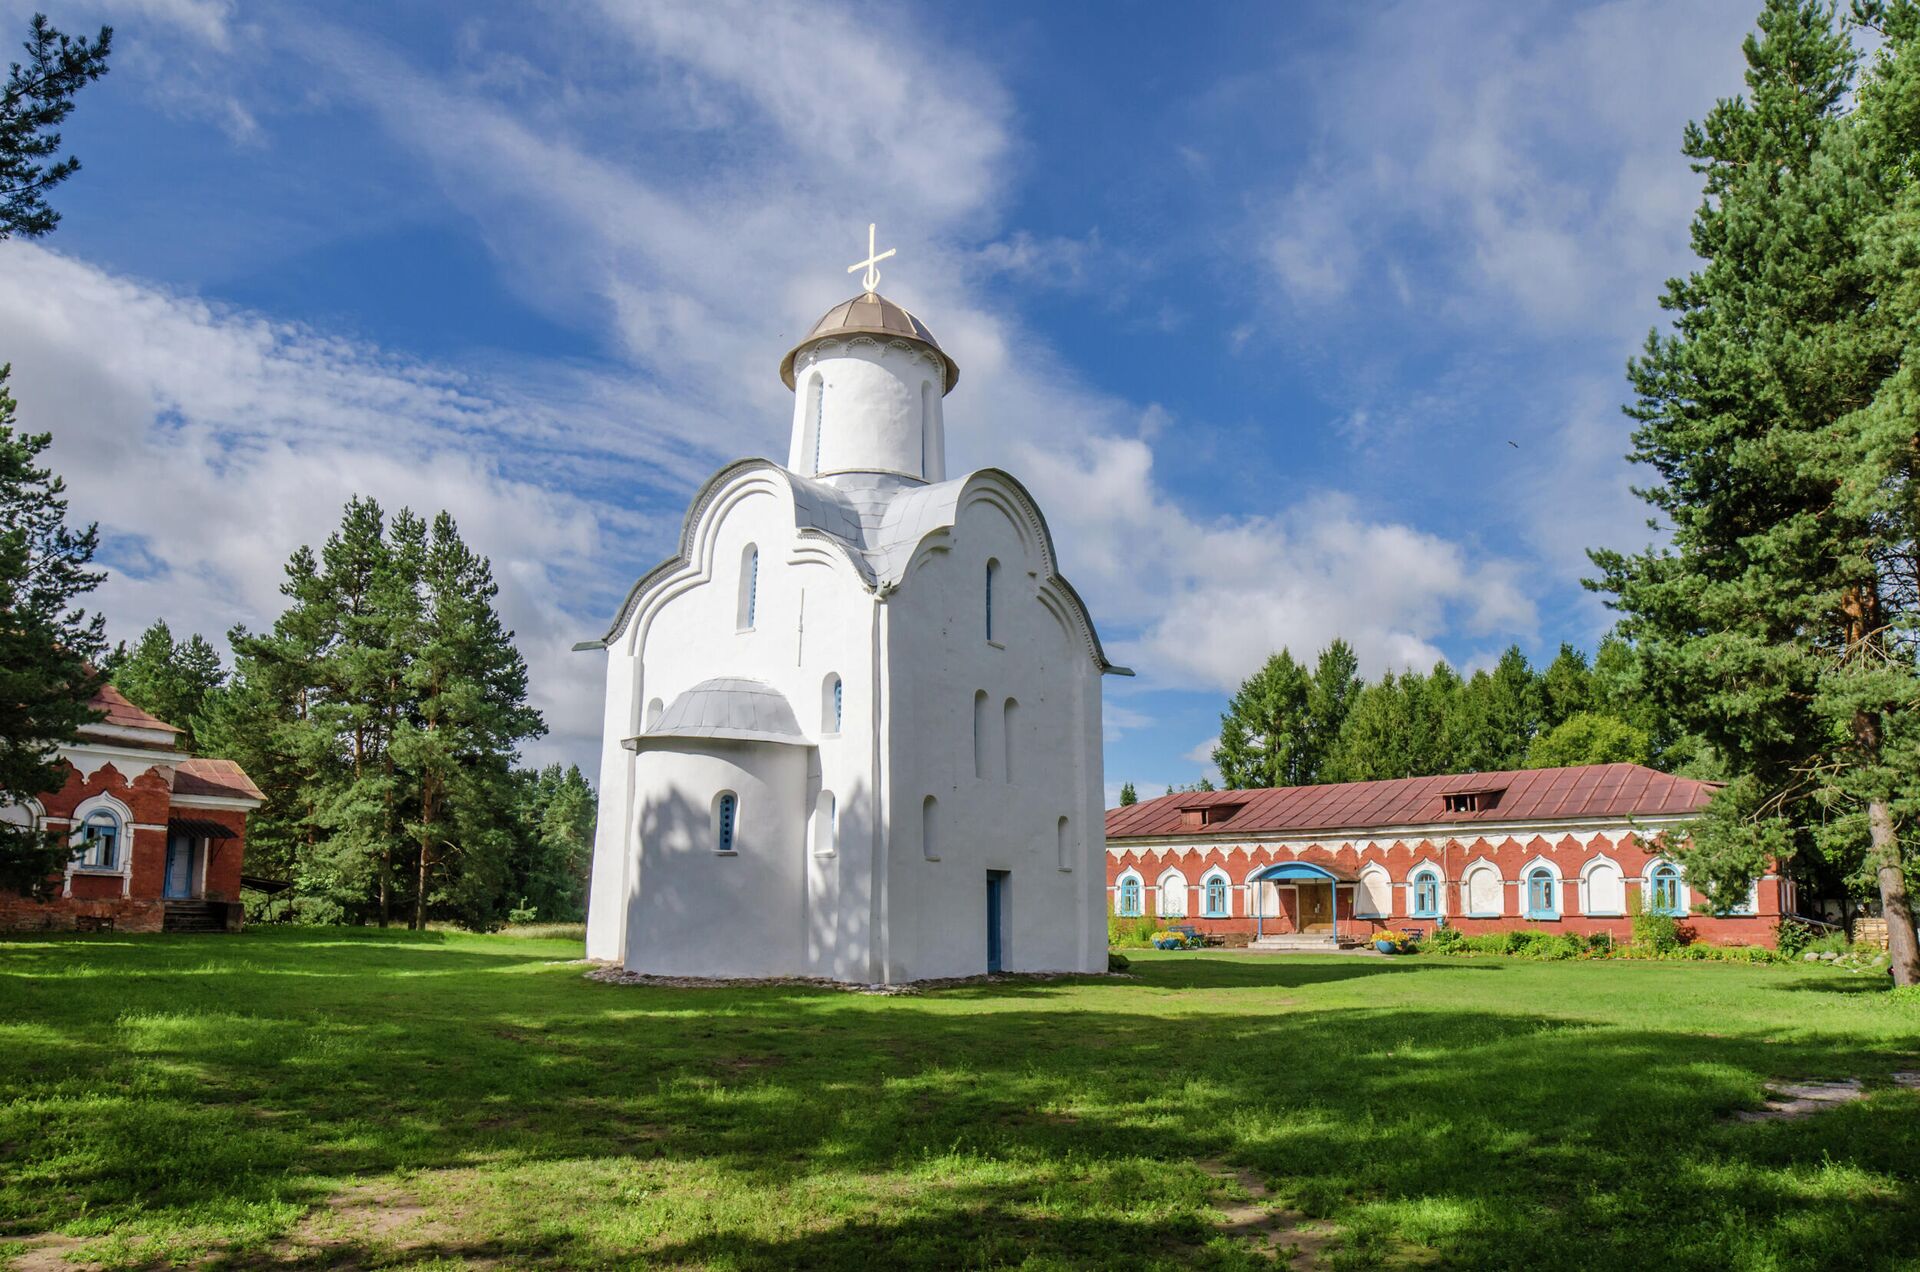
[877,468,1129,677]
[583,458,877,655]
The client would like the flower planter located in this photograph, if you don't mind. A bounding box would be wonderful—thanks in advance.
[1375,939,1400,954]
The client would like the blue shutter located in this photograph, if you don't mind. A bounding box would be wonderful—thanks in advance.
[718,794,737,852]
[833,678,843,731]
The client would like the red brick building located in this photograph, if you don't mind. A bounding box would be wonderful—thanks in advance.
[1105,763,1787,948]
[0,685,262,934]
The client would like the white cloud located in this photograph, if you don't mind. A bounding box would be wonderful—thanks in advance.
[0,243,662,768]
[1183,737,1219,766]
[1258,0,1753,338]
[0,0,1563,774]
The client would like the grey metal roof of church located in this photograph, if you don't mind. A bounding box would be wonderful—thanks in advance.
[779,291,958,392]
[630,678,810,748]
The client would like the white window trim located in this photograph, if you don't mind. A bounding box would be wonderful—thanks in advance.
[1641,857,1690,916]
[1199,866,1233,918]
[1354,863,1392,918]
[1114,868,1144,917]
[1405,858,1446,918]
[1460,856,1503,917]
[1578,854,1628,917]
[1156,868,1189,918]
[65,793,135,898]
[1520,855,1564,919]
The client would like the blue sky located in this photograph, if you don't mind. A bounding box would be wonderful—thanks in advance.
[0,0,1761,793]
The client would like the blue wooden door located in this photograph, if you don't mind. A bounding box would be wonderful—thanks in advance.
[986,872,1007,972]
[163,833,194,899]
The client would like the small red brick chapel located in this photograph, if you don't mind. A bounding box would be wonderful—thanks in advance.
[0,684,262,933]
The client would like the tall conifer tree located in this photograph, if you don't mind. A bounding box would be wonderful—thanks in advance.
[1593,0,1920,982]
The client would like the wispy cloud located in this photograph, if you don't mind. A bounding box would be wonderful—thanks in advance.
[0,0,1577,771]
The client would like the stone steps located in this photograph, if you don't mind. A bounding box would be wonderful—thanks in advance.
[162,901,231,934]
[1248,935,1338,952]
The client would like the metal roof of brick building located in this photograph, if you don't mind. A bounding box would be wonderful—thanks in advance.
[1104,763,1716,840]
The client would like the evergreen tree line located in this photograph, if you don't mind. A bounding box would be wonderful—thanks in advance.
[105,500,596,930]
[1206,636,1713,793]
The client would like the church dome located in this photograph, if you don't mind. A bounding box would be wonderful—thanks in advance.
[780,292,959,393]
[636,677,810,747]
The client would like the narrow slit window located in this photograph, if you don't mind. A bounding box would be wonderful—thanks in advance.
[985,559,999,642]
[922,795,940,861]
[716,793,738,853]
[972,690,989,780]
[738,545,759,630]
[1002,698,1019,783]
[810,376,825,473]
[822,673,843,734]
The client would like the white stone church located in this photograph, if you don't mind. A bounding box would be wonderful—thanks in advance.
[581,237,1127,983]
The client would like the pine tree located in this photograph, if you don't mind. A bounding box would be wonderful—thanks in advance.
[1539,644,1592,731]
[1214,649,1311,788]
[1,15,112,240]
[1303,640,1363,778]
[1592,0,1920,982]
[509,764,596,922]
[0,367,103,895]
[1214,642,1361,788]
[394,513,544,930]
[206,547,346,916]
[110,619,226,751]
[1117,781,1138,807]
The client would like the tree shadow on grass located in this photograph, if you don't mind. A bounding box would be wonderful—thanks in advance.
[1775,977,1897,995]
[6,942,1919,1269]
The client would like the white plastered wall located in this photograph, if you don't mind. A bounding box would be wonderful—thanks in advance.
[881,480,1105,980]
[585,473,883,979]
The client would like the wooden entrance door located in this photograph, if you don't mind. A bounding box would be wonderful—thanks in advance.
[1297,881,1334,934]
[163,833,195,899]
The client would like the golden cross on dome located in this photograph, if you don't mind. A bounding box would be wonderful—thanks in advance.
[847,222,896,293]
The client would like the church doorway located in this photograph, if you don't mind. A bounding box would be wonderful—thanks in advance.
[986,870,1009,972]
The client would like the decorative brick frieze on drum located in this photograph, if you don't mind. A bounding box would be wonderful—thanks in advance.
[1105,764,1783,947]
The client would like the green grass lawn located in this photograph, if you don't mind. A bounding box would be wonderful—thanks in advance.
[1,931,1917,1270]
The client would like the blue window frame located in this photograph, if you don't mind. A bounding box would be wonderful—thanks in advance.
[1203,875,1229,917]
[1117,875,1142,916]
[1526,867,1559,919]
[78,810,119,869]
[1649,863,1684,916]
[1412,871,1440,918]
[717,793,738,853]
[833,678,843,731]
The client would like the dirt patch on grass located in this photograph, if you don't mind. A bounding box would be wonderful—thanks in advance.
[1195,1158,1338,1267]
[264,1179,501,1268]
[0,1233,97,1271]
[1733,1071,1920,1123]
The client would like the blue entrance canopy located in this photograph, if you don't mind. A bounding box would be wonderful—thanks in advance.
[1249,861,1354,883]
